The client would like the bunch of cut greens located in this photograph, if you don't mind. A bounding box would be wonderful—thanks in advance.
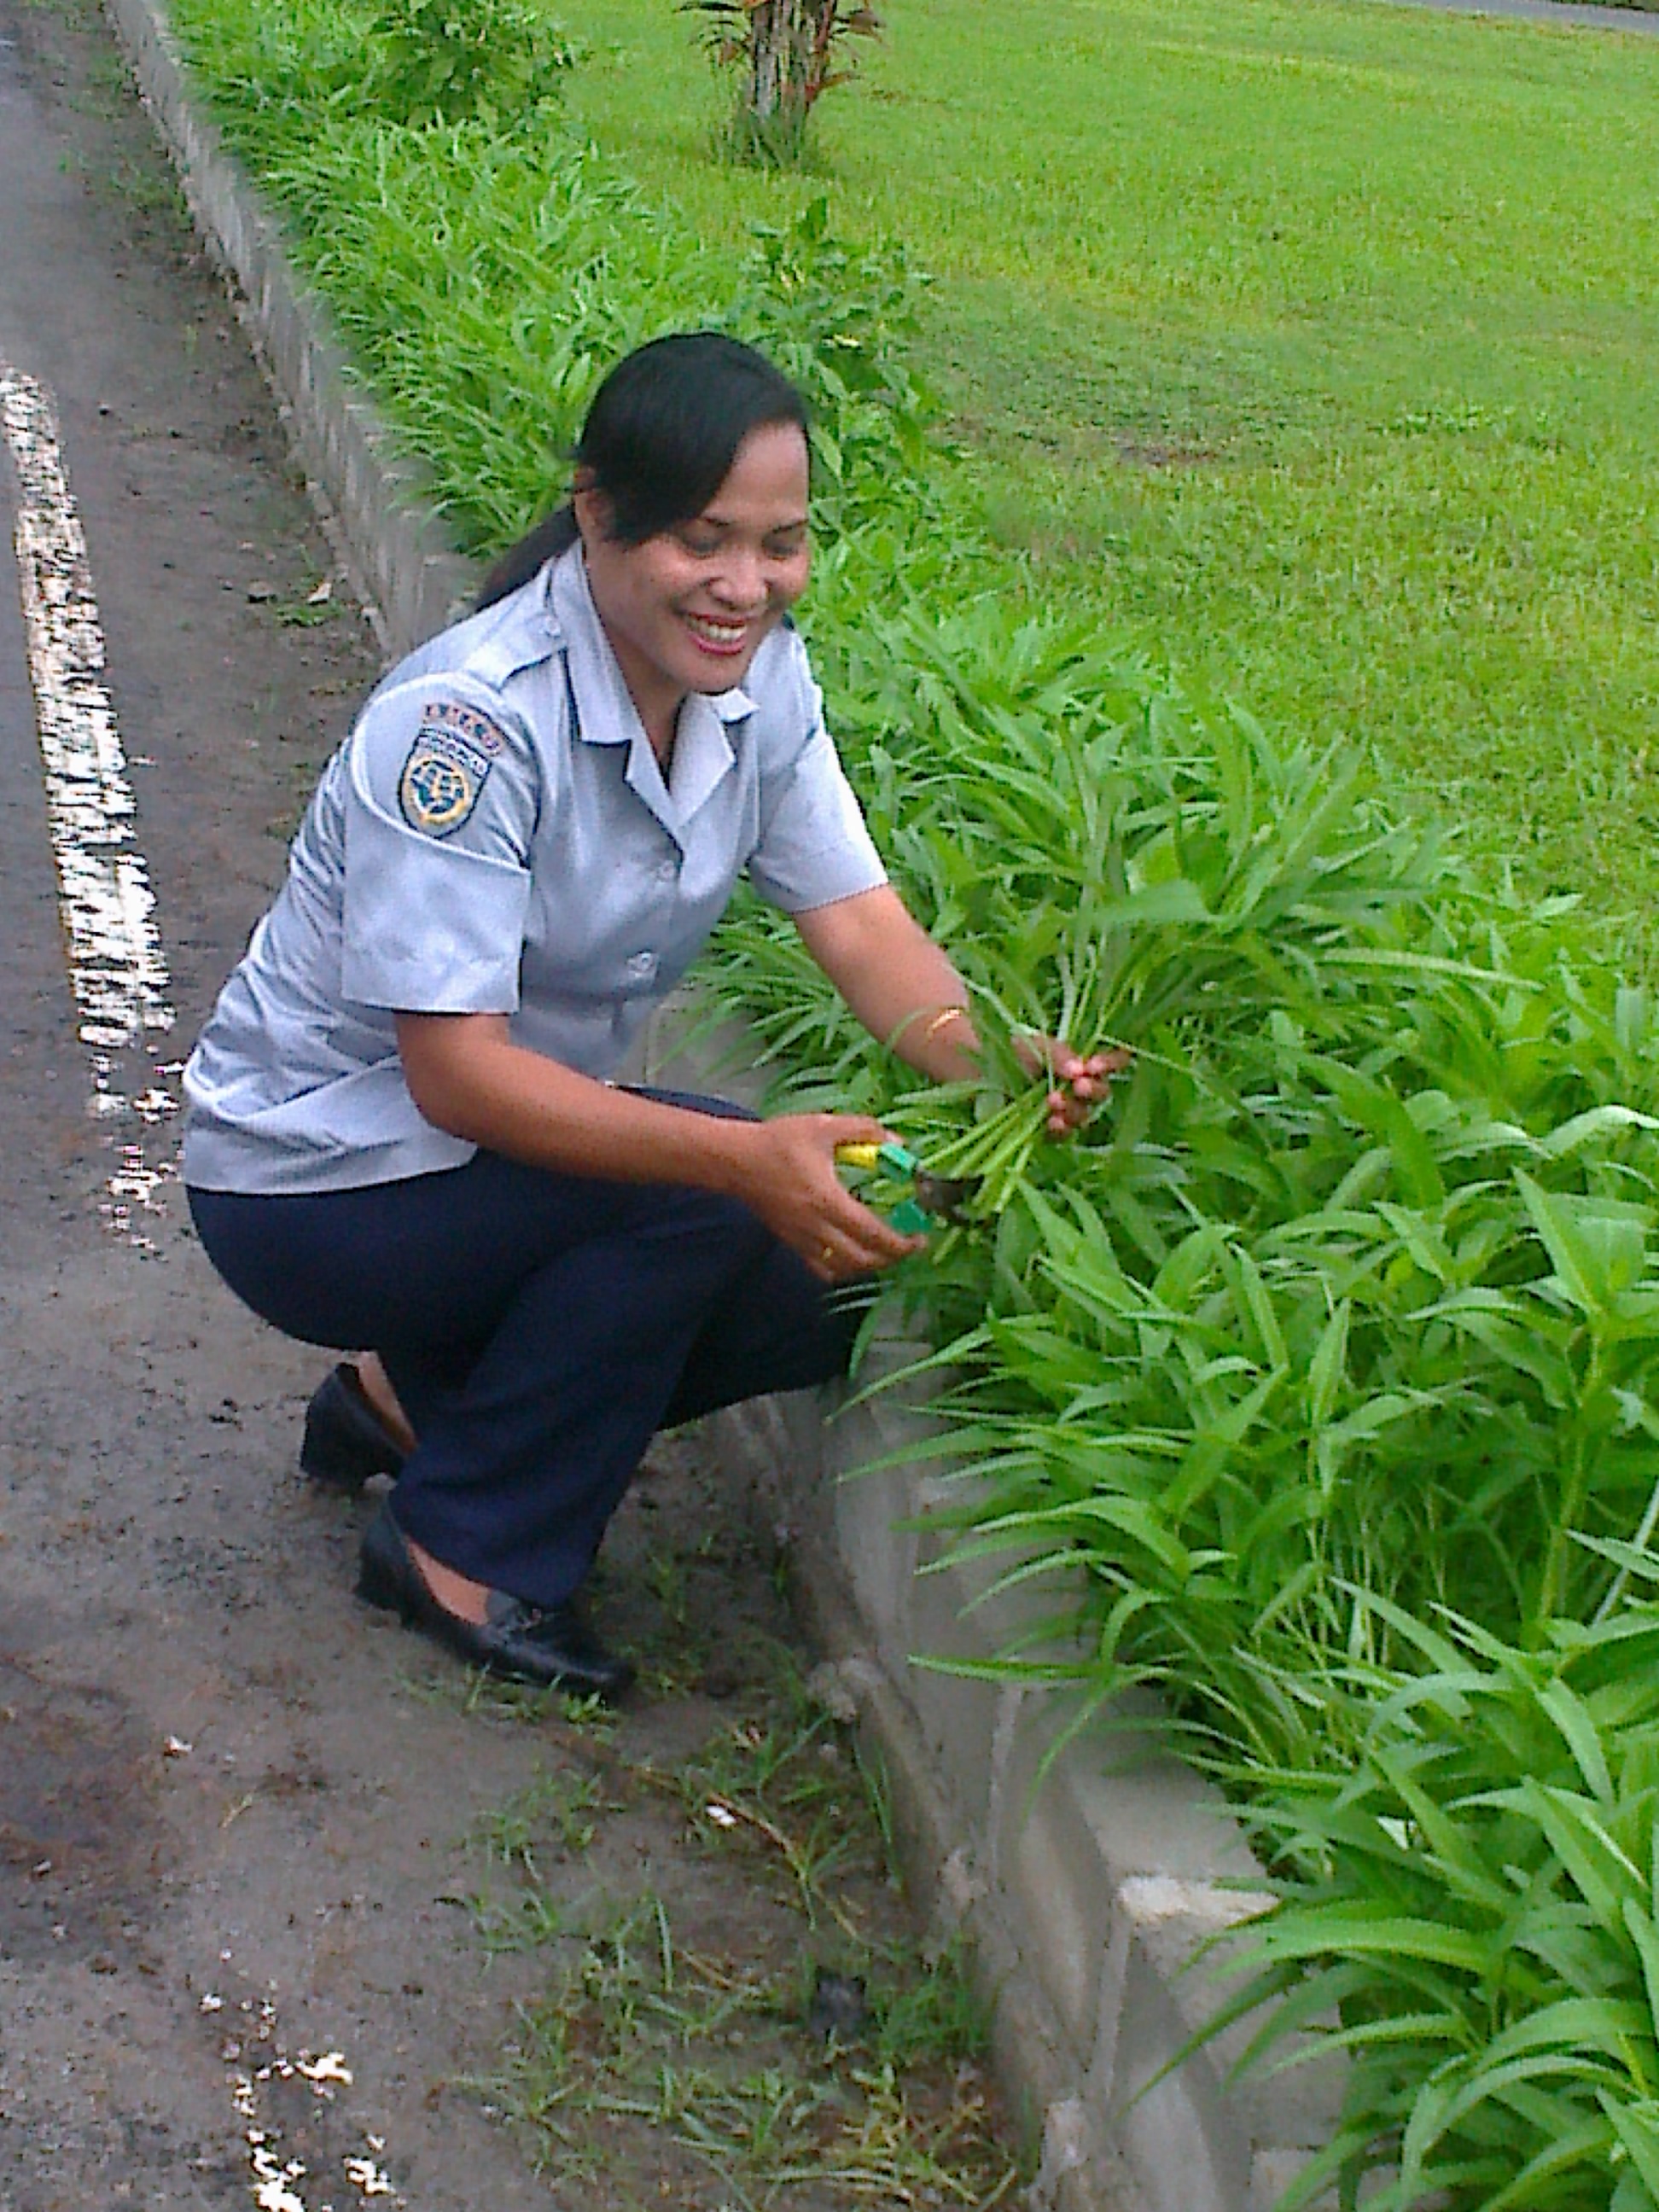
[154,0,1659,2195]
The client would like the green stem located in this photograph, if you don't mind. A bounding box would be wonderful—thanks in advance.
[1535,1335,1604,1633]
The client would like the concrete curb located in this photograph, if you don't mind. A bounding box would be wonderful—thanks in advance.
[101,17,1341,2203]
[102,0,476,659]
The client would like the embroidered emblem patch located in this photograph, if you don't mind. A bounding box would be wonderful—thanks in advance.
[396,701,507,838]
[399,739,478,835]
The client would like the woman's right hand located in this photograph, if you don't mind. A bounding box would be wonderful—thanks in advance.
[731,1114,927,1284]
[395,1015,918,1280]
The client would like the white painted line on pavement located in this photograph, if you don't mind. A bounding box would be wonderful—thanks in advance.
[0,358,179,1249]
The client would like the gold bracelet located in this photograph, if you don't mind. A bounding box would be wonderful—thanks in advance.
[921,1004,972,1047]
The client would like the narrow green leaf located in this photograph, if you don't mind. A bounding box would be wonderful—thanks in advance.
[1602,2096,1659,2200]
[1307,1299,1351,1429]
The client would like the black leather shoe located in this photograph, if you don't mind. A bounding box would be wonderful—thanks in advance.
[355,1502,635,1702]
[300,1363,405,1489]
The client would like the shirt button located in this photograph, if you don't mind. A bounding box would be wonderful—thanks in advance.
[627,951,656,978]
[656,859,677,884]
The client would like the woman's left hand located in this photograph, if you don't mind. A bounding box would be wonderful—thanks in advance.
[1015,1038,1133,1138]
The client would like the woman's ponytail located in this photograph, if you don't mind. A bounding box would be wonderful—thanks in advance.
[473,504,579,612]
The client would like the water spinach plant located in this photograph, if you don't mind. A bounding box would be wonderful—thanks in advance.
[155,0,1659,2195]
[1208,1589,1659,2210]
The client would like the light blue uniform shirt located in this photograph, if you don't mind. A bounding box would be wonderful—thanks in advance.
[182,546,887,1195]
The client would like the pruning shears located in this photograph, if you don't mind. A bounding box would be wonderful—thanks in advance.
[833,1141,977,1234]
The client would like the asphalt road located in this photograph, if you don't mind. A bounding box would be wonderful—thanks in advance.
[0,9,824,2209]
[1357,0,1659,33]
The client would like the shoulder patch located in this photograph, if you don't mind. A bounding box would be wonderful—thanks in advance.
[398,701,506,838]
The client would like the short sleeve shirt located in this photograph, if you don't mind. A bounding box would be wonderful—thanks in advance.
[181,546,888,1195]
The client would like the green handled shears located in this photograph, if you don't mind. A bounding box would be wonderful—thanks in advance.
[833,1141,977,1234]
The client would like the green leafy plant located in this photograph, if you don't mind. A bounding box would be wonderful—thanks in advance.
[1197,1586,1659,2211]
[364,0,576,122]
[726,196,949,543]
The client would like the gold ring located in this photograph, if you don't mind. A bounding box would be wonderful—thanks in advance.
[819,1243,835,1266]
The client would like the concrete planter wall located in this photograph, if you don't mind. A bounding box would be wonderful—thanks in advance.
[701,1365,1340,2212]
[100,9,1342,2201]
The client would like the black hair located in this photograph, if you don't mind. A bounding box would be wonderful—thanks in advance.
[474,332,809,612]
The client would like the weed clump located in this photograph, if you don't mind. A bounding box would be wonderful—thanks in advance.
[363,0,576,125]
[461,1678,1016,2207]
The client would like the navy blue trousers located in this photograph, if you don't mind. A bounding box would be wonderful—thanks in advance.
[187,1091,859,1609]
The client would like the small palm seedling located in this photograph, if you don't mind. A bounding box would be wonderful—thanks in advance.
[684,0,884,167]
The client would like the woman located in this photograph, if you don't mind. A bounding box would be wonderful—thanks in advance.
[183,332,1115,1699]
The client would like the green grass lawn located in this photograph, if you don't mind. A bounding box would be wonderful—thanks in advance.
[556,0,1659,946]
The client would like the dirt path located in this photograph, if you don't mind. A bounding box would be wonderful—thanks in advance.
[0,9,1017,2209]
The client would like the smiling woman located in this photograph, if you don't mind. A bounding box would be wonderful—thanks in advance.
[471,331,814,725]
[178,331,1114,1699]
[579,424,812,752]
